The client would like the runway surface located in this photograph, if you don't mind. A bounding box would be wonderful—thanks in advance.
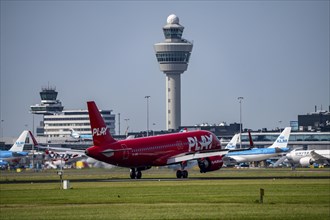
[1,175,329,184]
[1,168,329,184]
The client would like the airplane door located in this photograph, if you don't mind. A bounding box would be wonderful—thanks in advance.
[121,144,129,160]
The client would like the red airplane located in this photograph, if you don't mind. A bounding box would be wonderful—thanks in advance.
[85,101,228,179]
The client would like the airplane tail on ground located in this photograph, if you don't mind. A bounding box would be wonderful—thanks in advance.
[248,130,254,148]
[87,101,117,146]
[225,134,239,150]
[9,130,29,152]
[29,131,39,146]
[70,129,80,139]
[268,127,291,148]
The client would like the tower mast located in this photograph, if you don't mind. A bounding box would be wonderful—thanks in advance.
[154,14,193,130]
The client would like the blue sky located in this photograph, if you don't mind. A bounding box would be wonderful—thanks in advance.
[1,0,329,137]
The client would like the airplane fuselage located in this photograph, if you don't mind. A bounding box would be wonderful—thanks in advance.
[0,151,28,164]
[286,149,330,164]
[0,151,28,159]
[225,147,289,163]
[86,130,220,168]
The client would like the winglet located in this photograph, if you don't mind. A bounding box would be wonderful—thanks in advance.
[87,101,117,146]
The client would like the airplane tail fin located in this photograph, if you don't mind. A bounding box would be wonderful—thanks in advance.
[9,130,29,152]
[87,101,117,146]
[70,129,80,139]
[248,130,254,147]
[268,127,291,148]
[225,134,239,150]
[28,131,39,146]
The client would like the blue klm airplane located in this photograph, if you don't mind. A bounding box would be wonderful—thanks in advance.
[224,127,291,164]
[0,130,29,166]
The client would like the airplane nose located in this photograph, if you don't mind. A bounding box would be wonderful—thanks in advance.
[286,152,292,160]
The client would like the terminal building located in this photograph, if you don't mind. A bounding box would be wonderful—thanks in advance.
[235,131,329,150]
[297,106,330,132]
[30,86,116,137]
[42,109,115,138]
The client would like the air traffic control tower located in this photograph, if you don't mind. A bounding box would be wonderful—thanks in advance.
[154,14,193,130]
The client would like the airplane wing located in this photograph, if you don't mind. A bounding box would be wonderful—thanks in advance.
[166,150,228,165]
[36,145,85,154]
[52,148,85,154]
[273,155,287,167]
[222,156,245,164]
[310,150,330,164]
[65,155,87,164]
[45,149,87,165]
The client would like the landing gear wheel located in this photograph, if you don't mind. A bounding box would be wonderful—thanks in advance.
[176,170,182,178]
[130,169,136,179]
[176,170,188,178]
[136,171,142,179]
[182,170,188,178]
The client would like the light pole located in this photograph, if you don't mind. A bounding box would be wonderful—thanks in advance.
[152,123,156,136]
[124,118,130,137]
[118,113,121,135]
[238,97,244,149]
[0,120,4,138]
[145,96,151,136]
[32,114,34,135]
[278,120,282,132]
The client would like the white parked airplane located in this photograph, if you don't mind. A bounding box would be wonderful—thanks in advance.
[284,148,330,167]
[29,131,86,168]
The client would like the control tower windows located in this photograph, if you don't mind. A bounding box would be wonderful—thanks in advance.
[163,28,183,39]
[156,52,191,63]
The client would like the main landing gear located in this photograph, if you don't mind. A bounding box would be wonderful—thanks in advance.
[129,167,151,179]
[130,168,142,179]
[176,161,188,178]
[176,170,188,178]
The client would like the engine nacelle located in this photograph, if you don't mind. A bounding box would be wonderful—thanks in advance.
[299,157,314,167]
[198,156,223,173]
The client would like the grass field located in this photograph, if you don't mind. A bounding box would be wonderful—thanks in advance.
[1,168,329,220]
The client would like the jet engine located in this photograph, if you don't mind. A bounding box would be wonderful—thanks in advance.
[198,156,223,173]
[299,157,313,167]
